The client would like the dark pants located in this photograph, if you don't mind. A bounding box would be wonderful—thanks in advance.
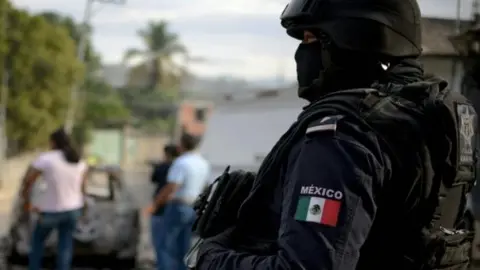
[28,209,82,270]
[158,202,196,270]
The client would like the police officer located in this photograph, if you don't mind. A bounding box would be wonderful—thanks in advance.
[193,0,477,269]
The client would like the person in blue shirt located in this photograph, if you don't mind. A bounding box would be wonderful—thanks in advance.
[147,133,210,270]
[147,144,179,270]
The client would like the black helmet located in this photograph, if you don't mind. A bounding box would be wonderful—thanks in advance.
[280,0,422,58]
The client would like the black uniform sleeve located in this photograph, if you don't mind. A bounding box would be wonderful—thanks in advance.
[197,116,388,270]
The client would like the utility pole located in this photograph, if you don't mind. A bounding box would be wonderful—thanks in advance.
[451,0,463,91]
[275,59,286,88]
[0,0,8,190]
[65,0,126,133]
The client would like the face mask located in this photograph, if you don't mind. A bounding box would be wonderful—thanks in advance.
[295,41,324,87]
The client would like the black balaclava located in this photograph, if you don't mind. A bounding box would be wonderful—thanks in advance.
[294,37,384,102]
[295,41,324,90]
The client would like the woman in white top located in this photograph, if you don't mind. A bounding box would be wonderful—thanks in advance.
[21,128,88,270]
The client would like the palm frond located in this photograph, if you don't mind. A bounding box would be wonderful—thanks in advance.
[123,48,145,63]
[131,19,191,89]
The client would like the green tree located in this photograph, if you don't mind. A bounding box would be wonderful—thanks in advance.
[40,11,130,145]
[84,78,130,124]
[120,20,187,133]
[72,79,130,147]
[40,11,100,70]
[124,20,186,91]
[1,2,83,152]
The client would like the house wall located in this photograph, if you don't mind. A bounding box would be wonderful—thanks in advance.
[86,128,169,169]
[129,132,169,166]
[174,101,214,140]
[199,90,305,170]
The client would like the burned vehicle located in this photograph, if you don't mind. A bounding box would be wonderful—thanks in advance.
[4,165,140,269]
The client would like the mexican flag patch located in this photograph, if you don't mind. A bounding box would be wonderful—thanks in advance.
[294,196,341,227]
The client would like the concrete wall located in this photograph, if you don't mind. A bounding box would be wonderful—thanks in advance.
[199,89,305,169]
[1,152,40,194]
[174,101,213,140]
[86,127,170,170]
[127,132,169,168]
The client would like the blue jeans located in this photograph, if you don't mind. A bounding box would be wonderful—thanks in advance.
[158,202,196,270]
[28,209,82,270]
[151,215,165,270]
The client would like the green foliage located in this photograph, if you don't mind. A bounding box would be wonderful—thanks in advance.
[40,11,100,71]
[39,11,129,137]
[1,2,83,152]
[120,20,187,133]
[0,3,187,153]
[118,85,176,133]
[71,121,92,151]
[83,77,130,125]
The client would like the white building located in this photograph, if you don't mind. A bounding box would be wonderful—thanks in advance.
[199,88,305,176]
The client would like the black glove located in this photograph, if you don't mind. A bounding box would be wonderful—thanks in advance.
[193,167,255,238]
[196,227,236,267]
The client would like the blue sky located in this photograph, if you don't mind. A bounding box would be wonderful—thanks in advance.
[11,0,475,81]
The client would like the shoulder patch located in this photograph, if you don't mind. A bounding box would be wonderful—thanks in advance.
[456,103,476,164]
[306,115,344,135]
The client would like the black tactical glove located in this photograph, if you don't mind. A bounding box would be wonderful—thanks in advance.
[192,167,255,238]
[196,226,236,266]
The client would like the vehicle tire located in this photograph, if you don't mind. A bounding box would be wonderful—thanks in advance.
[4,242,25,266]
[74,197,101,242]
[114,257,137,270]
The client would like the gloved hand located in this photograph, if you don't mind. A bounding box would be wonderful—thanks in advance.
[193,169,255,238]
[196,227,236,267]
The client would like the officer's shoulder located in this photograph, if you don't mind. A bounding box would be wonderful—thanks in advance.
[305,115,385,163]
[306,115,346,136]
[305,115,374,144]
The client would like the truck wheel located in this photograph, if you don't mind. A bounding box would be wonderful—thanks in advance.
[115,257,137,269]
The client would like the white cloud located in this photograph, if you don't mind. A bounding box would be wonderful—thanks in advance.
[10,0,475,80]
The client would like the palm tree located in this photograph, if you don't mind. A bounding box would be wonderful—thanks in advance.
[123,20,187,91]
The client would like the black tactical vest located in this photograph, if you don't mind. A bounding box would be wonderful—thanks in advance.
[350,85,477,270]
[239,81,477,270]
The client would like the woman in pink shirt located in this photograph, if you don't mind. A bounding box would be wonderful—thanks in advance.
[21,128,88,270]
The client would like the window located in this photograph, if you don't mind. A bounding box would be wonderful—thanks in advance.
[85,170,112,199]
[195,108,207,122]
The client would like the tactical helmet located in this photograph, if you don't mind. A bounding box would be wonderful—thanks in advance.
[280,0,422,58]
